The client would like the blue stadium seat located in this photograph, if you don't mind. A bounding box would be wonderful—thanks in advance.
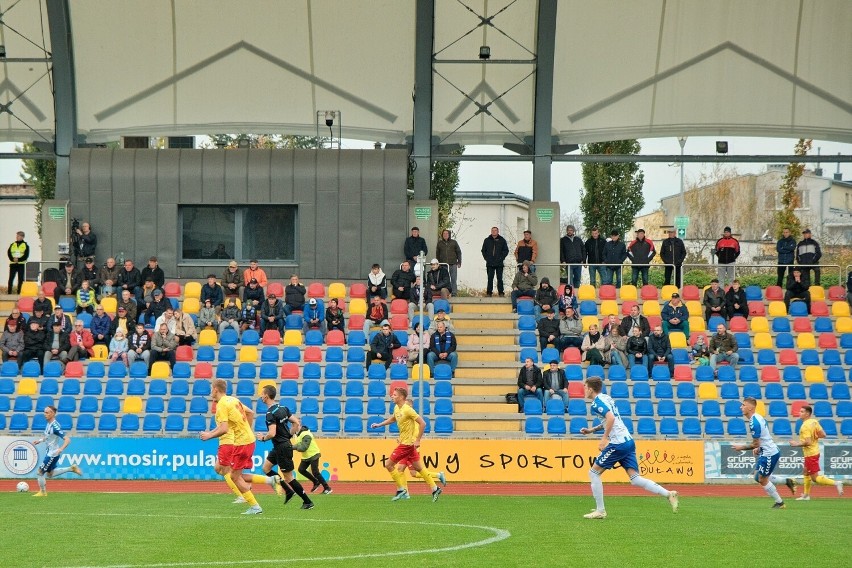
[672,349,689,365]
[679,400,699,417]
[343,416,363,434]
[344,363,365,381]
[823,349,841,366]
[366,398,386,415]
[76,414,95,431]
[569,417,588,434]
[304,365,323,382]
[813,401,832,417]
[676,383,695,399]
[301,397,319,414]
[167,397,187,413]
[757,349,776,365]
[831,384,851,400]
[0,362,18,378]
[234,379,253,397]
[280,397,298,413]
[367,381,386,398]
[411,381,430,398]
[838,402,852,418]
[813,317,833,333]
[59,296,76,312]
[239,328,259,345]
[255,363,275,379]
[634,400,654,417]
[708,316,725,330]
[120,414,140,432]
[189,397,209,414]
[720,383,740,400]
[432,398,452,415]
[434,416,454,435]
[765,384,784,400]
[636,417,657,436]
[172,362,192,379]
[127,378,146,395]
[745,285,762,301]
[9,413,31,430]
[734,332,751,349]
[347,348,366,364]
[75,312,92,329]
[545,415,567,435]
[608,366,626,382]
[38,378,58,395]
[739,367,758,382]
[567,399,587,416]
[57,395,76,413]
[187,415,207,432]
[13,396,33,412]
[632,383,651,399]
[682,418,702,436]
[98,415,117,432]
[389,363,408,380]
[545,399,565,416]
[517,300,534,315]
[322,377,342,396]
[260,346,279,362]
[104,379,124,395]
[344,379,365,397]
[344,398,364,415]
[368,364,387,380]
[519,331,537,347]
[724,400,741,417]
[820,419,837,436]
[61,378,81,395]
[701,400,721,417]
[737,350,754,365]
[165,415,185,432]
[86,361,106,378]
[703,418,723,435]
[783,367,802,383]
[43,362,62,378]
[610,383,629,399]
[630,366,649,381]
[282,346,301,362]
[305,330,324,346]
[525,416,544,434]
[216,363,235,379]
[659,418,679,436]
[800,349,819,366]
[237,363,257,379]
[322,398,342,415]
[579,300,597,315]
[518,315,536,330]
[196,346,215,361]
[285,315,303,330]
[394,331,408,346]
[302,380,321,397]
[696,366,714,382]
[326,347,344,363]
[519,347,539,363]
[789,302,808,317]
[651,365,671,381]
[192,379,212,396]
[348,331,366,346]
[524,398,543,415]
[772,419,792,436]
[656,400,676,417]
[771,317,791,333]
[809,384,828,400]
[586,364,604,379]
[768,401,787,417]
[727,418,746,436]
[775,333,794,349]
[433,299,451,314]
[143,415,162,432]
[788,383,807,399]
[101,396,121,413]
[411,315,430,331]
[742,383,761,399]
[218,345,236,362]
[564,365,584,381]
[219,328,239,345]
[655,382,673,399]
[615,399,631,417]
[716,366,736,382]
[79,396,98,413]
[321,416,340,433]
[128,361,148,378]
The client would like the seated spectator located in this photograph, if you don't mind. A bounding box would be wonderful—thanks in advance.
[725,279,749,319]
[534,277,557,321]
[140,278,159,312]
[784,268,811,313]
[581,323,611,366]
[428,308,454,334]
[219,297,241,336]
[557,284,578,314]
[0,318,24,362]
[408,275,434,321]
[19,319,49,371]
[243,278,265,309]
[557,306,583,350]
[150,322,177,370]
[537,309,561,351]
[425,258,451,300]
[407,323,430,364]
[261,294,285,334]
[516,357,544,413]
[140,256,165,290]
[302,298,326,336]
[110,306,135,340]
[32,289,53,316]
[108,329,130,366]
[54,261,82,303]
[173,308,196,347]
[618,304,650,338]
[154,308,177,335]
[647,325,674,376]
[283,274,306,316]
[325,298,345,336]
[90,305,112,345]
[67,320,94,362]
[49,306,73,334]
[690,335,710,366]
[197,298,219,335]
[222,260,243,299]
[626,326,649,371]
[661,292,690,337]
[243,259,268,288]
[97,257,120,300]
[608,326,628,367]
[117,289,138,323]
[541,360,569,412]
[390,261,415,300]
[117,259,143,302]
[703,278,727,321]
[80,257,99,294]
[709,323,739,371]
[363,295,389,335]
[75,280,97,315]
[200,274,224,309]
[4,308,26,332]
[43,320,71,370]
[29,305,50,331]
[240,301,259,333]
[510,261,537,312]
[601,314,620,337]
[426,320,458,372]
[144,289,171,328]
[127,322,151,366]
[366,263,387,301]
[366,323,400,369]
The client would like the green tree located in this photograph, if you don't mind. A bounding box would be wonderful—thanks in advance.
[19,143,57,238]
[202,134,325,149]
[579,140,645,235]
[773,138,811,238]
[407,146,464,237]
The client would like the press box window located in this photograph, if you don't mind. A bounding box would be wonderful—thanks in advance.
[180,206,297,262]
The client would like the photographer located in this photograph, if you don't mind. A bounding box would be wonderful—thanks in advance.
[74,221,97,261]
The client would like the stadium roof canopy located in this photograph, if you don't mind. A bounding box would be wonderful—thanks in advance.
[1,0,850,149]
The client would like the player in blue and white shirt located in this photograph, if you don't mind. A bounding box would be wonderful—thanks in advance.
[732,397,796,508]
[579,377,679,519]
[32,405,82,496]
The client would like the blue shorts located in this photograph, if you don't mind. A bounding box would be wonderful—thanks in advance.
[755,452,780,479]
[595,439,638,471]
[39,453,60,474]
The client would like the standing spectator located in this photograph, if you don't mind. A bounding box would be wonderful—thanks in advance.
[660,228,686,288]
[242,278,265,309]
[0,318,24,362]
[725,279,749,319]
[584,227,606,287]
[516,357,543,412]
[173,309,197,346]
[366,323,400,369]
[260,294,285,334]
[537,309,561,351]
[242,259,268,289]
[542,360,569,412]
[282,274,306,316]
[7,230,29,294]
[714,226,740,286]
[127,322,151,366]
[54,261,82,303]
[510,261,537,313]
[20,320,50,371]
[796,228,822,286]
[74,222,97,260]
[775,227,796,287]
[221,260,243,299]
[363,295,389,335]
[90,305,112,346]
[425,259,451,300]
[560,225,585,288]
[150,322,178,370]
[74,280,97,315]
[66,320,93,362]
[661,292,690,337]
[139,256,165,290]
[200,274,224,309]
[481,226,509,297]
[784,267,812,313]
[427,320,458,373]
[647,325,674,376]
[117,259,143,302]
[626,326,649,371]
[390,261,415,300]
[197,298,219,335]
[435,229,462,294]
[709,323,738,372]
[514,230,538,272]
[406,323,430,364]
[703,279,727,322]
[618,304,650,338]
[302,298,326,336]
[366,263,387,301]
[324,298,346,336]
[557,306,583,350]
[403,227,428,266]
[108,329,130,366]
[97,257,120,300]
[581,323,610,366]
[218,297,241,336]
[626,229,655,287]
[602,230,628,288]
[534,277,558,320]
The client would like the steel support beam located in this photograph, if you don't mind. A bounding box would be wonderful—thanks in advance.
[532,0,557,201]
[412,0,435,200]
[46,0,77,200]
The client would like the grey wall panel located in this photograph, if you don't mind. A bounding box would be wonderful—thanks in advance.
[293,151,318,278]
[384,151,409,266]
[155,202,178,271]
[177,151,203,204]
[336,152,363,279]
[201,150,226,204]
[224,150,249,204]
[247,151,272,204]
[110,150,137,261]
[270,151,294,203]
[314,150,340,279]
[156,151,181,205]
[87,151,116,259]
[360,150,387,271]
[133,150,160,263]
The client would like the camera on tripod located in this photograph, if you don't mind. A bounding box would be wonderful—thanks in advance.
[71,218,81,232]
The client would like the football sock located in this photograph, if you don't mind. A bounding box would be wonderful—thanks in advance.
[289,479,311,504]
[629,474,670,497]
[815,475,837,486]
[224,474,243,498]
[241,490,258,507]
[417,469,437,491]
[390,468,406,491]
[299,468,319,485]
[589,469,605,511]
[763,483,783,503]
[52,467,74,477]
[37,473,46,492]
[249,474,268,485]
[770,475,790,485]
[803,476,811,495]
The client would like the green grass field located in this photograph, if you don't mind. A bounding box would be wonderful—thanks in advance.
[1,492,849,568]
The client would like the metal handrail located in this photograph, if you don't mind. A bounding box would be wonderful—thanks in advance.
[678,262,842,288]
[513,261,677,287]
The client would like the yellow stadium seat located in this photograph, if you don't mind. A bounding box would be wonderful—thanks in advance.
[767,301,787,317]
[619,285,638,301]
[689,316,706,332]
[686,301,703,318]
[804,366,824,383]
[150,361,171,378]
[328,282,346,300]
[91,344,108,361]
[258,379,277,396]
[20,281,39,297]
[184,281,202,300]
[17,378,37,395]
[669,332,687,348]
[753,332,773,350]
[283,330,303,346]
[754,400,766,417]
[581,316,599,332]
[832,302,851,317]
[239,346,258,362]
[182,298,200,315]
[808,286,825,301]
[750,317,769,333]
[796,332,815,349]
[411,364,431,381]
[100,296,117,316]
[698,383,718,400]
[349,298,367,316]
[599,300,619,316]
[660,285,678,301]
[123,396,143,414]
[198,329,217,346]
[836,317,852,333]
[642,301,661,316]
[577,285,596,301]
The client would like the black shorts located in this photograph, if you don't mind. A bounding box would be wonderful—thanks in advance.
[267,443,294,473]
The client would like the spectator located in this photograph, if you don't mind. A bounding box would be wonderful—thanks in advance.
[691,335,710,366]
[29,305,49,331]
[647,325,674,376]
[510,260,537,313]
[197,298,219,334]
[243,278,265,309]
[703,278,727,322]
[140,278,159,313]
[516,357,544,413]
[7,230,29,294]
[626,326,649,371]
[127,322,151,366]
[542,360,569,412]
[109,306,135,340]
[139,256,165,290]
[143,289,171,328]
[408,275,434,321]
[581,323,610,366]
[32,289,52,316]
[403,226,428,266]
[557,283,578,314]
[283,274,306,316]
[60,319,89,359]
[218,297,241,336]
[200,274,224,309]
[557,306,583,350]
[602,230,628,288]
[260,294,285,334]
[117,259,143,302]
[425,258,451,300]
[560,225,585,288]
[117,289,138,323]
[436,229,462,294]
[847,270,852,308]
[627,228,656,286]
[775,227,796,287]
[514,230,538,272]
[154,308,177,335]
[302,298,326,336]
[709,323,739,371]
[80,257,99,294]
[150,322,177,370]
[406,323,430,364]
[240,301,259,333]
[19,320,49,371]
[74,280,97,315]
[661,292,690,337]
[366,323,400,369]
[537,309,561,351]
[211,243,230,259]
[74,222,97,259]
[618,304,650,338]
[49,306,73,334]
[4,309,25,332]
[324,298,345,336]
[725,279,749,319]
[796,228,822,286]
[363,295,389,335]
[660,228,687,288]
[366,263,387,301]
[784,267,811,313]
[584,227,606,287]
[601,314,620,337]
[242,259,268,288]
[90,305,112,345]
[534,277,557,320]
[390,261,415,300]
[481,226,509,297]
[0,318,23,362]
[714,226,740,286]
[221,260,243,299]
[54,261,82,303]
[427,320,458,373]
[108,329,130,366]
[43,321,71,370]
[428,308,454,334]
[97,257,120,300]
[608,326,628,367]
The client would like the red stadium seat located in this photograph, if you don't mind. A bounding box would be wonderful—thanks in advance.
[792,318,812,333]
[280,364,299,379]
[262,330,281,345]
[765,286,783,301]
[16,296,34,312]
[348,314,365,330]
[681,285,700,301]
[194,363,213,379]
[818,333,838,349]
[349,283,367,299]
[326,330,345,346]
[307,282,325,299]
[567,382,585,398]
[557,284,566,297]
[562,347,582,364]
[598,285,617,300]
[790,400,809,416]
[760,366,780,382]
[620,300,638,316]
[828,286,846,301]
[390,315,409,331]
[392,347,408,363]
[640,285,658,300]
[688,333,707,346]
[41,281,57,297]
[389,380,407,396]
[163,281,182,298]
[729,316,748,332]
[673,366,693,382]
[303,346,322,362]
[175,345,194,362]
[390,299,408,315]
[778,350,798,366]
[267,282,285,298]
[646,315,661,329]
[64,361,83,378]
[747,301,765,317]
[810,301,829,317]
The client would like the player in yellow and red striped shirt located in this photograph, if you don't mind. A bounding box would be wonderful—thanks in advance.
[790,405,844,500]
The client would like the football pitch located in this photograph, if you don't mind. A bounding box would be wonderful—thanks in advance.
[1,490,848,568]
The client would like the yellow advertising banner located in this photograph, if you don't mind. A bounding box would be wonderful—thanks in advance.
[312,439,704,483]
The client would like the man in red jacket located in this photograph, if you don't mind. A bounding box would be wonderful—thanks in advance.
[67,320,95,361]
[714,226,740,286]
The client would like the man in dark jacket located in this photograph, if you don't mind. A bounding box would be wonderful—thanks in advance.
[54,261,83,303]
[536,309,561,351]
[90,305,112,345]
[435,229,462,294]
[660,229,687,287]
[602,230,628,288]
[243,278,265,308]
[261,294,285,334]
[703,279,727,322]
[200,274,224,308]
[481,226,509,297]
[560,225,585,288]
[583,227,606,287]
[541,360,569,412]
[403,226,428,265]
[139,257,165,290]
[427,320,458,372]
[367,323,401,369]
[117,259,144,302]
[714,227,740,286]
[283,274,306,316]
[619,304,650,338]
[19,320,50,371]
[775,227,797,287]
[534,277,558,320]
[43,320,72,370]
[725,279,749,319]
[144,289,171,328]
[516,357,543,412]
[425,259,451,299]
[796,228,822,286]
[647,325,674,376]
[784,267,811,313]
[390,261,416,300]
[627,229,655,287]
[661,293,690,337]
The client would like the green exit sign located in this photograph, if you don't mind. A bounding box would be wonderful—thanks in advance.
[677,228,686,238]
[48,207,66,220]
[414,207,432,220]
[536,208,554,222]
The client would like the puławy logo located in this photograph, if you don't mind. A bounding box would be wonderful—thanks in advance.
[3,440,39,475]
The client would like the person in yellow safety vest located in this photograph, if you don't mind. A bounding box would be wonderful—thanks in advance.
[7,231,29,295]
[292,426,333,494]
